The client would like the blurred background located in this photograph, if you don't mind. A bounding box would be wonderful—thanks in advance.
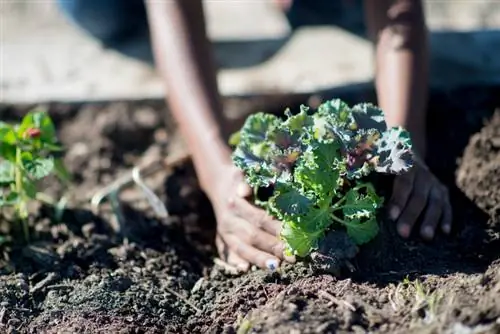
[1,0,500,103]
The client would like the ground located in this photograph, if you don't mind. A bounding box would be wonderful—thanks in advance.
[0,84,499,333]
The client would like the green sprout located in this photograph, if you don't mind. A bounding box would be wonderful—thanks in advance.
[0,109,70,242]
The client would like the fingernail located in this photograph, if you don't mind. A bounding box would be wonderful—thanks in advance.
[237,263,249,272]
[389,206,401,221]
[422,226,434,240]
[284,254,296,263]
[237,183,250,198]
[265,258,279,271]
[397,223,411,238]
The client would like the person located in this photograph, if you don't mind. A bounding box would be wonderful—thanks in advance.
[58,0,452,271]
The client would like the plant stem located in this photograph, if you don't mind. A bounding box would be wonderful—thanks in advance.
[15,147,29,242]
[331,214,350,226]
[331,194,347,209]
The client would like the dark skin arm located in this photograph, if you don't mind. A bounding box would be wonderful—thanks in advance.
[365,0,452,239]
[144,0,289,271]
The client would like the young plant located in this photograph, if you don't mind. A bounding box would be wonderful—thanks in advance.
[230,99,414,258]
[0,109,69,241]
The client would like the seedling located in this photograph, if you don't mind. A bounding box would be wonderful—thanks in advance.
[230,99,414,258]
[0,109,69,241]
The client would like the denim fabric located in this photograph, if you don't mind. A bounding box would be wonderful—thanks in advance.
[57,0,153,63]
[57,0,365,64]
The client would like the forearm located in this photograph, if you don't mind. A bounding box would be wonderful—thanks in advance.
[365,0,429,157]
[145,0,231,194]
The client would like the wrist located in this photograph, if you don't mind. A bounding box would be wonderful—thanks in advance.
[186,129,233,196]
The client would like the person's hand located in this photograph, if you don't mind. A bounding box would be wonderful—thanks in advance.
[388,157,452,240]
[209,164,294,272]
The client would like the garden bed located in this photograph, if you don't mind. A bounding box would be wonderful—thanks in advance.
[1,85,500,333]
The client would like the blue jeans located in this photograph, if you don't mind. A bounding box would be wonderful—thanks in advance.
[58,0,365,64]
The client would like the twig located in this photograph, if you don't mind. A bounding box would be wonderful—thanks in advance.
[30,272,59,294]
[262,286,269,301]
[318,290,356,312]
[0,307,5,324]
[164,286,202,313]
[90,151,190,207]
[46,284,74,291]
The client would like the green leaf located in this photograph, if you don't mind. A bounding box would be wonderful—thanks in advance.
[18,110,57,144]
[0,191,19,206]
[0,161,14,185]
[24,179,37,199]
[282,106,313,133]
[270,183,332,257]
[233,144,275,187]
[232,112,298,188]
[340,184,381,220]
[295,140,343,201]
[350,103,387,132]
[228,131,241,147]
[341,217,379,245]
[0,144,16,162]
[281,221,321,257]
[372,126,414,175]
[54,158,71,183]
[0,123,18,162]
[240,112,280,146]
[334,184,381,245]
[23,155,54,180]
[279,204,331,257]
[42,141,64,152]
[269,183,312,218]
[0,122,17,145]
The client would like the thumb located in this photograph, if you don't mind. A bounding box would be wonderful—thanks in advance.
[236,182,252,198]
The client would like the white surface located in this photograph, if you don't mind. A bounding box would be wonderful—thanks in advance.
[1,0,500,103]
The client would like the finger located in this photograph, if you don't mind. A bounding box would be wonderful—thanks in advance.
[440,187,453,234]
[231,196,282,236]
[388,172,416,222]
[236,217,285,260]
[396,173,431,238]
[215,235,249,272]
[419,185,443,240]
[226,252,250,272]
[236,182,252,198]
[225,234,281,271]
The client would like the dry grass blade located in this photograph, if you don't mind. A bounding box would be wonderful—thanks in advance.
[318,290,356,312]
[164,286,202,314]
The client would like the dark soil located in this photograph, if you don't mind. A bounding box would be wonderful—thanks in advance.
[0,86,500,334]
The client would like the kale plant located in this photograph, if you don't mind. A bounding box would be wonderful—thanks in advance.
[231,99,414,258]
[0,109,69,241]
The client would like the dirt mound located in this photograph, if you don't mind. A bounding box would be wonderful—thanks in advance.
[457,111,500,216]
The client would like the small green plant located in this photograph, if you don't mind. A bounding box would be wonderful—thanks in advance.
[0,109,69,241]
[390,277,442,324]
[230,98,414,258]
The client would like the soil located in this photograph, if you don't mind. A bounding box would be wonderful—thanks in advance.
[0,85,500,334]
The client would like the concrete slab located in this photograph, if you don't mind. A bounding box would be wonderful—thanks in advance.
[1,1,500,104]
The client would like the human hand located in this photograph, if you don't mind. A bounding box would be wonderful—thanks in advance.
[387,157,452,240]
[210,164,294,272]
